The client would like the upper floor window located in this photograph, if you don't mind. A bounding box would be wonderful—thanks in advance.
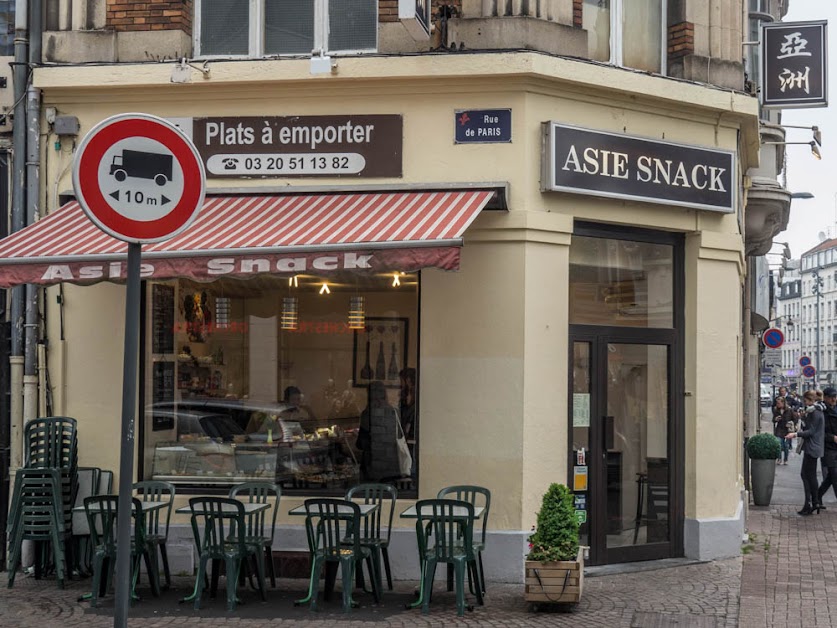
[195,0,377,58]
[583,0,665,74]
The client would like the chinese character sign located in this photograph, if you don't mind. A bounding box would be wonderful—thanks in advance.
[762,21,828,108]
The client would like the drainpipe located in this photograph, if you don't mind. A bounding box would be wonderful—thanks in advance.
[22,82,40,434]
[9,0,28,474]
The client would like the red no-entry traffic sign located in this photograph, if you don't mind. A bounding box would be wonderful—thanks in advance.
[72,113,205,243]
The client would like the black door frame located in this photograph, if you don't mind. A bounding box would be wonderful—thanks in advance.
[568,222,685,566]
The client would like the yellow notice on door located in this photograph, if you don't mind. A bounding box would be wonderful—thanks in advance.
[573,465,588,492]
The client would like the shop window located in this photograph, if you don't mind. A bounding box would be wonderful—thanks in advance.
[195,0,377,58]
[583,0,665,74]
[142,272,418,495]
[569,235,674,328]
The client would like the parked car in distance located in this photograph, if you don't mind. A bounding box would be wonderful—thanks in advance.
[760,384,772,407]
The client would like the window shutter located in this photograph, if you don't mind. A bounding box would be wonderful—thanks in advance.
[200,0,250,56]
[265,0,315,55]
[328,0,377,53]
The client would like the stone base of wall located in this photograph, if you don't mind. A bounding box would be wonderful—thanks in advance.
[684,498,745,561]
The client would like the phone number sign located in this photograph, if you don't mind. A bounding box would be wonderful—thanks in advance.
[191,115,402,179]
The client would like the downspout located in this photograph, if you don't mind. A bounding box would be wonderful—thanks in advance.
[9,0,28,474]
[23,0,40,435]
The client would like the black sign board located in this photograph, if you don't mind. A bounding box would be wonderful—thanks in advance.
[542,123,735,213]
[151,284,175,354]
[455,109,512,144]
[762,21,828,108]
[192,115,403,179]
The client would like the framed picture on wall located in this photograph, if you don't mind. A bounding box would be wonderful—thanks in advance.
[352,317,409,389]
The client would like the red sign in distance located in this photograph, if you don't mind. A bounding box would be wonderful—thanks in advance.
[72,113,206,244]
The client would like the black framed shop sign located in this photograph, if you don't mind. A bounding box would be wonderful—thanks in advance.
[761,20,828,108]
[541,123,735,213]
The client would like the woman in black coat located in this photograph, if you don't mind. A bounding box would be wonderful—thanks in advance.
[786,390,825,515]
[773,396,795,465]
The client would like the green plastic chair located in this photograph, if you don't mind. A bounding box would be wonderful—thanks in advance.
[295,498,381,613]
[133,480,176,589]
[7,468,69,588]
[188,496,267,611]
[345,483,397,591]
[83,495,161,607]
[228,481,281,588]
[415,498,483,617]
[437,485,491,594]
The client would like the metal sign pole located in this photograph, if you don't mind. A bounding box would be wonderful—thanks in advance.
[114,242,142,628]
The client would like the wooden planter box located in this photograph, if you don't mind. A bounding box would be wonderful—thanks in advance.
[524,548,584,606]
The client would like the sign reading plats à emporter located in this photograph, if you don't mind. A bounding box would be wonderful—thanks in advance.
[192,115,402,178]
[541,123,735,213]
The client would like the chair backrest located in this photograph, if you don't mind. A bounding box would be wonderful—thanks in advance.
[303,498,362,559]
[228,481,280,543]
[25,417,78,470]
[188,497,247,560]
[345,482,397,545]
[98,470,114,494]
[133,480,176,539]
[437,485,491,545]
[72,467,100,535]
[415,498,475,562]
[84,495,146,554]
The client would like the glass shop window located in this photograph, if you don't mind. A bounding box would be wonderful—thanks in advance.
[142,271,419,495]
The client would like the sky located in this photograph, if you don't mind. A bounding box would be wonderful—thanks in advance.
[776,1,836,259]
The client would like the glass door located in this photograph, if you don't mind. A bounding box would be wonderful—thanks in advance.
[570,335,674,565]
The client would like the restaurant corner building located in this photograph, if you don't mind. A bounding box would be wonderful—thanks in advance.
[0,0,795,580]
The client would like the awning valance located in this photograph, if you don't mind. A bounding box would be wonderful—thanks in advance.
[0,189,496,287]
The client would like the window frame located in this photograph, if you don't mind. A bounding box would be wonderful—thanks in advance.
[606,0,668,74]
[194,0,378,60]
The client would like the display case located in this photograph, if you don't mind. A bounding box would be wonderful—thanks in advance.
[149,412,361,488]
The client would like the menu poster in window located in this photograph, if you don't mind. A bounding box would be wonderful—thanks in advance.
[152,284,175,354]
[152,362,175,430]
[353,317,408,389]
[572,393,590,427]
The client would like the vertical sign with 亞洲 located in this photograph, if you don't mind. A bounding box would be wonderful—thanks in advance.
[761,21,828,108]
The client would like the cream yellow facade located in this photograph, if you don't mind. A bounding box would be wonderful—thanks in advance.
[32,52,757,579]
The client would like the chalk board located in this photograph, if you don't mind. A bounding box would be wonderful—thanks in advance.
[152,362,175,431]
[152,284,175,354]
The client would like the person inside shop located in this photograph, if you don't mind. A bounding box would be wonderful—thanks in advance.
[278,386,317,422]
[399,367,417,477]
[357,380,401,481]
[244,386,316,436]
[785,389,825,516]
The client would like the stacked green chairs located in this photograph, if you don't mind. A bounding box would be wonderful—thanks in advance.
[414,499,483,617]
[345,483,397,591]
[188,496,267,611]
[295,498,381,613]
[228,481,280,588]
[134,480,176,589]
[6,468,71,588]
[437,485,491,595]
[82,495,161,607]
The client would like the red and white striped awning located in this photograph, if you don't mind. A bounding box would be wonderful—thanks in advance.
[0,189,497,287]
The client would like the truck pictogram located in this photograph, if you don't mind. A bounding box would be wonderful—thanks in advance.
[109,150,173,186]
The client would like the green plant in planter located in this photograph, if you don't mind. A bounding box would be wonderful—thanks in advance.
[528,483,579,562]
[746,432,781,460]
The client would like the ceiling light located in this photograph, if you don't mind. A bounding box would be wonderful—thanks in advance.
[319,283,331,295]
[288,275,299,287]
[281,297,298,331]
[348,295,365,330]
[392,272,401,287]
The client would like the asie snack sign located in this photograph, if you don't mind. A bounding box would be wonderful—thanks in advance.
[191,115,402,179]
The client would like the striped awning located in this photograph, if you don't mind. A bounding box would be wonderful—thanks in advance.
[0,189,497,287]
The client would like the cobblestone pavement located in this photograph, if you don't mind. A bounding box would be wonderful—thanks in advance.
[0,557,742,628]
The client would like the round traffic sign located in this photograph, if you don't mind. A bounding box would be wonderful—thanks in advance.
[800,356,812,367]
[803,365,817,378]
[763,328,784,349]
[72,113,205,243]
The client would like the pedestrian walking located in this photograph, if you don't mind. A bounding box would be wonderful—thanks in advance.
[773,396,795,465]
[817,387,837,505]
[786,390,825,516]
